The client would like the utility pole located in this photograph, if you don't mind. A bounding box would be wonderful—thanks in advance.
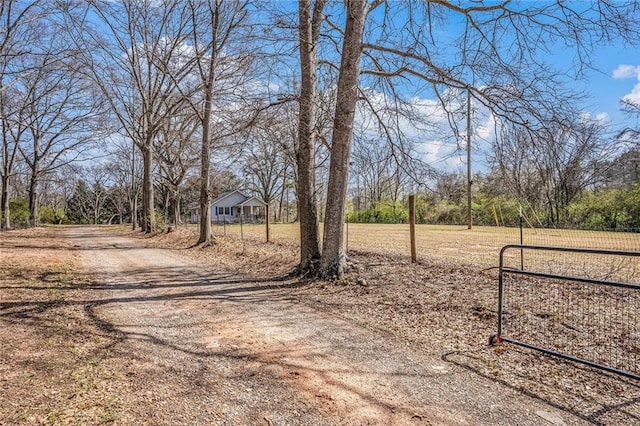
[466,88,472,230]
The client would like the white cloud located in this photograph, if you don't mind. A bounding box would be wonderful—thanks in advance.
[475,113,496,140]
[580,111,611,125]
[612,64,640,106]
[612,64,640,80]
[595,112,611,123]
[417,140,465,170]
[622,84,640,105]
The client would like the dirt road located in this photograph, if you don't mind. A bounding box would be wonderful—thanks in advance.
[45,226,581,425]
[2,225,597,425]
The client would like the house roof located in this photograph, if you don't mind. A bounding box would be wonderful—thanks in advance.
[211,190,266,207]
[210,190,239,205]
[238,196,267,207]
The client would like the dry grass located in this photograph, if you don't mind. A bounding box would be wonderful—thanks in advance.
[196,222,640,268]
[0,227,129,424]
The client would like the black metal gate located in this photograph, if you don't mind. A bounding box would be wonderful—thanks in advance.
[491,244,640,380]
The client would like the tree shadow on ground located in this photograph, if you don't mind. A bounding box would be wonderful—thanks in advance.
[1,265,452,424]
[443,347,640,425]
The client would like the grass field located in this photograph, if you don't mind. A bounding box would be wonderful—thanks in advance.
[204,222,640,268]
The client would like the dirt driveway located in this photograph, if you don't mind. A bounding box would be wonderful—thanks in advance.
[0,226,607,424]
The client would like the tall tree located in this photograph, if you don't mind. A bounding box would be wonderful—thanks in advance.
[491,119,608,225]
[296,0,326,272]
[306,0,640,278]
[183,0,251,245]
[318,0,374,278]
[68,0,197,233]
[19,53,105,225]
[0,0,43,230]
[104,140,143,226]
[243,116,290,240]
[156,109,199,227]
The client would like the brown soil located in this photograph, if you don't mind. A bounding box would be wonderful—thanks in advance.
[1,225,639,425]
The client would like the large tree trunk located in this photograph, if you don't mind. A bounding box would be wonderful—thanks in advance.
[174,195,181,225]
[265,203,270,242]
[130,195,138,230]
[1,175,10,231]
[130,142,137,230]
[142,143,155,233]
[277,182,286,223]
[169,191,180,227]
[28,173,38,227]
[197,1,221,246]
[198,116,212,243]
[1,122,10,231]
[93,203,99,224]
[319,0,368,279]
[296,0,324,273]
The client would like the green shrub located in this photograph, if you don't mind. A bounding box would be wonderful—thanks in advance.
[9,199,29,221]
[39,206,66,224]
[348,201,408,224]
[567,185,640,230]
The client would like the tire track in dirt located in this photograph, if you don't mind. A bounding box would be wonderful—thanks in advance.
[71,226,586,425]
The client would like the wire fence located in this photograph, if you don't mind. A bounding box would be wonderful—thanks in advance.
[208,220,640,267]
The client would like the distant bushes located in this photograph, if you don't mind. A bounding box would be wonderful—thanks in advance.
[346,185,640,231]
[347,202,408,223]
[8,199,30,222]
[2,199,65,226]
[567,185,640,231]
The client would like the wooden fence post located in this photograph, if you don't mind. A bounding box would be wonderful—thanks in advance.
[409,195,416,263]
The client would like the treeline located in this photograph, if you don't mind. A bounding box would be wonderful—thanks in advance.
[347,185,640,230]
[5,145,639,232]
[347,148,640,231]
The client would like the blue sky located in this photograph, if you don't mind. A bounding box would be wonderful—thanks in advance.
[351,1,640,172]
[580,45,640,129]
[408,38,640,172]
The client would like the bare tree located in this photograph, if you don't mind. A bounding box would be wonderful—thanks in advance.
[1,85,26,229]
[538,121,608,225]
[84,165,110,225]
[104,169,129,225]
[16,31,106,226]
[491,119,609,225]
[103,141,143,226]
[67,0,198,233]
[295,0,326,272]
[303,0,639,278]
[490,125,547,207]
[180,0,252,245]
[350,137,411,210]
[242,116,290,240]
[603,148,640,189]
[317,0,375,278]
[618,98,640,141]
[155,110,199,227]
[0,0,44,230]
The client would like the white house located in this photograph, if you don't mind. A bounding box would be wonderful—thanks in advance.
[210,190,266,223]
